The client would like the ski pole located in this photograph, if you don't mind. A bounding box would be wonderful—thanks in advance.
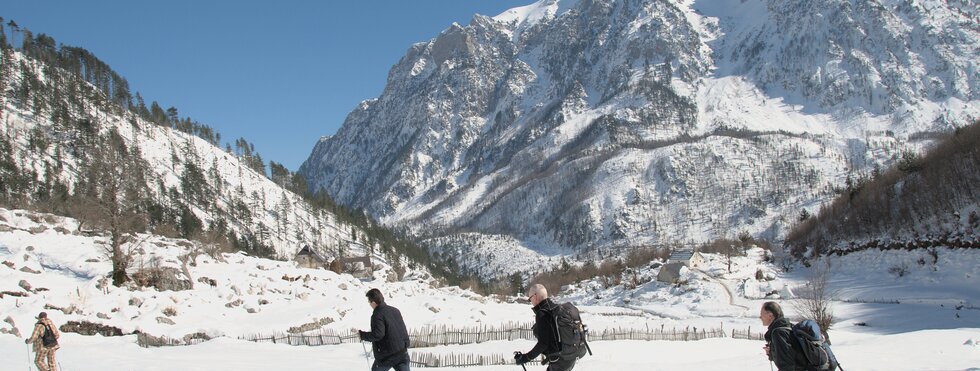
[513,352,527,371]
[361,341,371,368]
[27,343,31,371]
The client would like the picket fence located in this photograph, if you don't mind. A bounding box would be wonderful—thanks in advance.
[141,322,767,368]
[409,352,514,368]
[731,327,766,341]
[236,322,537,347]
[235,323,749,347]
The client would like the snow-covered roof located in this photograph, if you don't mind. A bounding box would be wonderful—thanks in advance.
[668,249,700,262]
[295,245,324,261]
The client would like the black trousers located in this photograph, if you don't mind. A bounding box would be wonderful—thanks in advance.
[547,357,577,371]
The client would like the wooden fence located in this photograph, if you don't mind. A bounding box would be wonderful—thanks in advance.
[140,324,766,367]
[590,326,726,341]
[237,322,539,347]
[409,352,516,368]
[731,327,765,341]
[236,323,755,347]
[137,333,210,348]
[240,329,359,346]
[408,322,535,347]
[840,298,901,305]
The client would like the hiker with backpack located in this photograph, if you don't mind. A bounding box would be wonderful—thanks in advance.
[24,311,60,371]
[513,284,589,371]
[355,288,411,371]
[760,301,841,371]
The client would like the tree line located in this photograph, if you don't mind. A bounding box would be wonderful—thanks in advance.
[0,17,275,179]
[784,120,980,257]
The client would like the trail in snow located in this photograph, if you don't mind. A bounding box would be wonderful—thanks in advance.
[700,272,750,311]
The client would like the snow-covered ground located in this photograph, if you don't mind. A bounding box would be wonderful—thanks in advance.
[1,208,978,370]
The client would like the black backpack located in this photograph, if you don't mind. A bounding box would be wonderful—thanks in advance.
[790,320,839,371]
[41,323,57,347]
[551,302,591,359]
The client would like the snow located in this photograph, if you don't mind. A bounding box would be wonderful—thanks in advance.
[492,0,574,29]
[2,327,978,370]
[2,210,978,370]
[695,76,838,135]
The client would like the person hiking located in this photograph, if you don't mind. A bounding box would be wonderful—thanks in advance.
[25,311,60,371]
[761,301,806,371]
[513,284,580,371]
[355,288,411,371]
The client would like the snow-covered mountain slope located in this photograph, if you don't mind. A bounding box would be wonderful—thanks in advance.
[698,0,978,120]
[300,0,980,275]
[2,209,977,370]
[0,208,520,340]
[0,47,368,262]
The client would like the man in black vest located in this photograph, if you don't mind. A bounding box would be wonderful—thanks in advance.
[514,284,578,371]
[358,288,411,371]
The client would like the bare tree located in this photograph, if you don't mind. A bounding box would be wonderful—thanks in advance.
[793,261,836,344]
[79,131,146,286]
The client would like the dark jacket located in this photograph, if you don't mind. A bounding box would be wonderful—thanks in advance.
[765,317,807,371]
[526,298,562,361]
[359,303,410,367]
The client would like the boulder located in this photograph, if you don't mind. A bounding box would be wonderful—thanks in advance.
[131,267,192,292]
[60,321,125,336]
[155,317,175,325]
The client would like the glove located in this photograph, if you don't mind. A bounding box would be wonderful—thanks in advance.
[24,338,30,344]
[514,352,530,365]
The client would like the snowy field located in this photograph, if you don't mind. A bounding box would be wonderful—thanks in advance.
[1,208,979,370]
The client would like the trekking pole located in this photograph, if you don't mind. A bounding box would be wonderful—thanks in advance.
[769,360,774,371]
[513,352,527,371]
[27,343,31,371]
[360,341,371,368]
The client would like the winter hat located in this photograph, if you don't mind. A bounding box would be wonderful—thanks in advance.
[36,312,47,319]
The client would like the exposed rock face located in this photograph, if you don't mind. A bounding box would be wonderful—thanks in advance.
[301,0,979,275]
[131,267,193,292]
[60,321,126,337]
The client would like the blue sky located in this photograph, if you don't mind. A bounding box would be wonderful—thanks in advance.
[3,1,533,171]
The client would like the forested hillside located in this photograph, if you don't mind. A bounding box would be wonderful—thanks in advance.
[784,120,980,257]
[0,19,463,286]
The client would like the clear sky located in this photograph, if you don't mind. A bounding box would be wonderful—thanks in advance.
[2,0,533,171]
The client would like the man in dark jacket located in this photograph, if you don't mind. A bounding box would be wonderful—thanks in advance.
[357,288,411,371]
[761,301,806,371]
[514,284,578,371]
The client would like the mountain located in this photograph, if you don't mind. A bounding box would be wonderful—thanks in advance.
[300,0,979,278]
[0,26,427,281]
